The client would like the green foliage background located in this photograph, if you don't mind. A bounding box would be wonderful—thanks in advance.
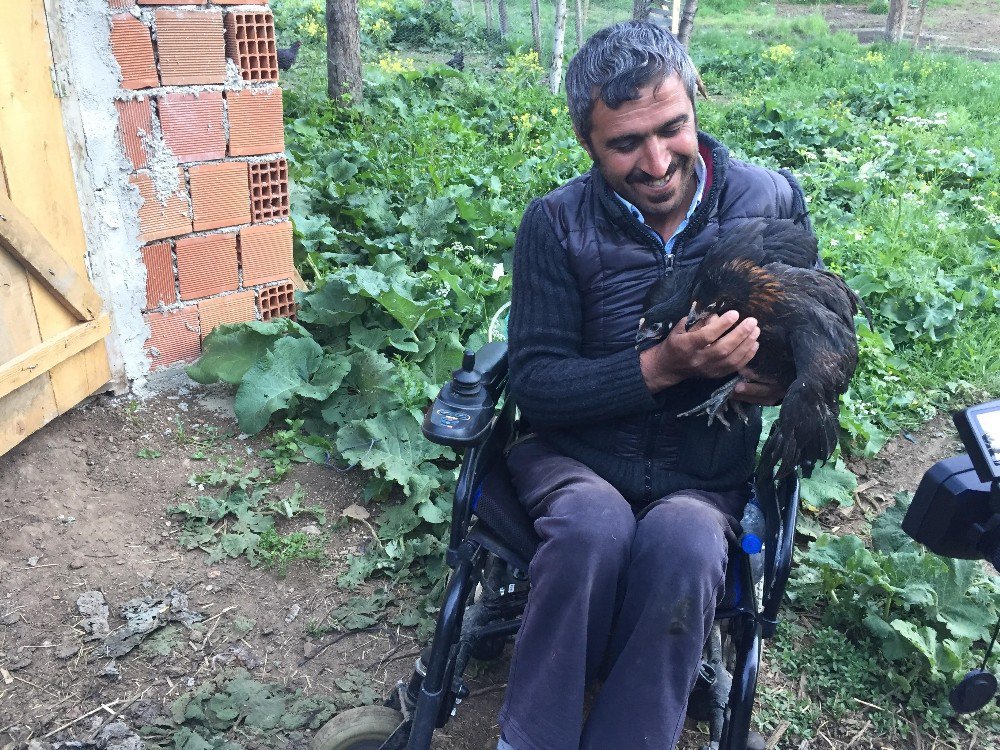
[183,0,1000,742]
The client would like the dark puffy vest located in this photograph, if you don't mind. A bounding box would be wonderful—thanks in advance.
[536,132,808,505]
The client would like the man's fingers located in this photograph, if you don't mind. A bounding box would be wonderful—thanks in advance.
[709,317,759,359]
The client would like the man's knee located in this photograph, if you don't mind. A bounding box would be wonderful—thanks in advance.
[536,477,635,559]
[636,494,730,576]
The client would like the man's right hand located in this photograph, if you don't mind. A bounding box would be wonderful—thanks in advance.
[639,310,760,393]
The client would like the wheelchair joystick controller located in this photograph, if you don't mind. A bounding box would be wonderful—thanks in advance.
[422,350,497,447]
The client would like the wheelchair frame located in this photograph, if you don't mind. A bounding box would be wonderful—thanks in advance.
[357,343,801,750]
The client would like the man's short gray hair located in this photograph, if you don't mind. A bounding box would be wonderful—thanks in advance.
[566,21,697,143]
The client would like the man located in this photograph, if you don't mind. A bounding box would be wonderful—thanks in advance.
[499,21,811,750]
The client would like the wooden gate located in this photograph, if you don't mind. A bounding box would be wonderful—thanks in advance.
[0,1,112,456]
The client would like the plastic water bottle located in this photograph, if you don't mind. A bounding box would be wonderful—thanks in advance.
[740,496,766,584]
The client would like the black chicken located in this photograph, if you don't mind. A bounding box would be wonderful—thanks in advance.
[277,40,302,72]
[446,50,465,71]
[636,219,868,478]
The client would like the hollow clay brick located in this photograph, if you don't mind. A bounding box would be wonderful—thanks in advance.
[110,15,158,90]
[213,0,267,4]
[115,97,153,170]
[226,88,284,157]
[139,0,205,4]
[239,221,293,287]
[224,12,279,82]
[248,158,289,222]
[155,9,226,86]
[131,170,192,242]
[258,281,296,321]
[144,306,201,369]
[158,92,226,164]
[141,242,176,309]
[198,291,257,340]
[188,161,251,232]
[176,232,239,301]
[109,0,136,10]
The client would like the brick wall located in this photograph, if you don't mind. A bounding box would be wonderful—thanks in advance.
[108,0,297,372]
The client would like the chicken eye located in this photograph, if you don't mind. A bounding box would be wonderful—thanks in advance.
[648,321,663,334]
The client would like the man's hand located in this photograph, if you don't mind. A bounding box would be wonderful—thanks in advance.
[734,368,785,406]
[640,310,760,393]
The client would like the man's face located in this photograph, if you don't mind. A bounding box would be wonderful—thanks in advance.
[579,74,699,235]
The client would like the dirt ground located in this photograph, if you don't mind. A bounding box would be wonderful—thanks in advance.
[0,377,975,750]
[776,0,1000,60]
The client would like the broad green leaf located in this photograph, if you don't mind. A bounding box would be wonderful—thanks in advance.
[890,619,939,669]
[234,336,325,434]
[187,319,307,385]
[336,411,452,498]
[298,277,368,329]
[799,458,856,511]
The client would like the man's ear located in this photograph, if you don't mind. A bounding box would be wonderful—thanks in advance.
[574,129,595,161]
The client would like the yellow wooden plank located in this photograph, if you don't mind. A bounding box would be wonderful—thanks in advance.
[0,0,111,417]
[0,194,102,321]
[0,315,110,401]
[0,236,59,456]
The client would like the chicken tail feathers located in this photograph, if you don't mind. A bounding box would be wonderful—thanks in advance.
[758,382,840,479]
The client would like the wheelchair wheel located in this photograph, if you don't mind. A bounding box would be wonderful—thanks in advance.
[311,706,404,750]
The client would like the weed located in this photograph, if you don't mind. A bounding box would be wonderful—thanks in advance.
[136,448,162,459]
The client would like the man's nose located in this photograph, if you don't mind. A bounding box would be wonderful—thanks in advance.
[640,140,671,178]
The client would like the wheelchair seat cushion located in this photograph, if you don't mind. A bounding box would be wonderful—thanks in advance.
[473,462,541,564]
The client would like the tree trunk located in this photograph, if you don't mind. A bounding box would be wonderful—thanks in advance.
[910,0,930,49]
[632,0,649,21]
[531,0,542,55]
[583,0,591,29]
[549,0,568,94]
[326,0,362,103]
[574,0,584,48]
[884,0,908,42]
[499,0,509,38]
[677,0,697,45]
[484,0,494,32]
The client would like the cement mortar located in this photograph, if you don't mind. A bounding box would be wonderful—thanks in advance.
[47,0,152,390]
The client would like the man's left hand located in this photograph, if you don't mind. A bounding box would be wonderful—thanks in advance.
[734,369,785,406]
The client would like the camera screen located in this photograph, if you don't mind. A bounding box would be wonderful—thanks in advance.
[974,409,1000,467]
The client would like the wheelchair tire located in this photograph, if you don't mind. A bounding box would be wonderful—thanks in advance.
[311,706,404,750]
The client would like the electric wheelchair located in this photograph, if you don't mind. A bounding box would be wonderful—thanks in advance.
[313,342,802,750]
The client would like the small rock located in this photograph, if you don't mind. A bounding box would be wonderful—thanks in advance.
[27,556,39,567]
[1,612,19,626]
[69,558,86,570]
[100,660,120,679]
[303,641,319,658]
[189,629,204,643]
[285,604,301,623]
[55,638,80,659]
[300,524,322,536]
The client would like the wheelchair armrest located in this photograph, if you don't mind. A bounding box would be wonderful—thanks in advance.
[421,343,509,449]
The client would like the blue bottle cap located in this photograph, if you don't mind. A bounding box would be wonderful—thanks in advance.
[740,533,763,555]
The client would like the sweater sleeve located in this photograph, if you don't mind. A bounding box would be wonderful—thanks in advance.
[507,199,658,428]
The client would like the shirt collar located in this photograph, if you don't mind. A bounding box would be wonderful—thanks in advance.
[615,152,707,241]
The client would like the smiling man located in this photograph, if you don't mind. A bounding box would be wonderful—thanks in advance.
[499,21,813,750]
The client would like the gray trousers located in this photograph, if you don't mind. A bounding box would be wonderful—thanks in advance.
[498,438,746,750]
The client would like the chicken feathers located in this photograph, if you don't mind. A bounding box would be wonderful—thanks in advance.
[638,218,867,478]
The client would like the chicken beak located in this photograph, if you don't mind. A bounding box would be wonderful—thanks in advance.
[636,317,668,346]
[685,301,701,331]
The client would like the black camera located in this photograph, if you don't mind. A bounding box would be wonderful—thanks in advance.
[903,399,1000,714]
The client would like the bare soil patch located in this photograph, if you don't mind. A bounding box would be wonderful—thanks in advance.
[775,0,1000,60]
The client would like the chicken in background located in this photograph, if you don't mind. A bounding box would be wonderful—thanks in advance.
[278,40,302,72]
